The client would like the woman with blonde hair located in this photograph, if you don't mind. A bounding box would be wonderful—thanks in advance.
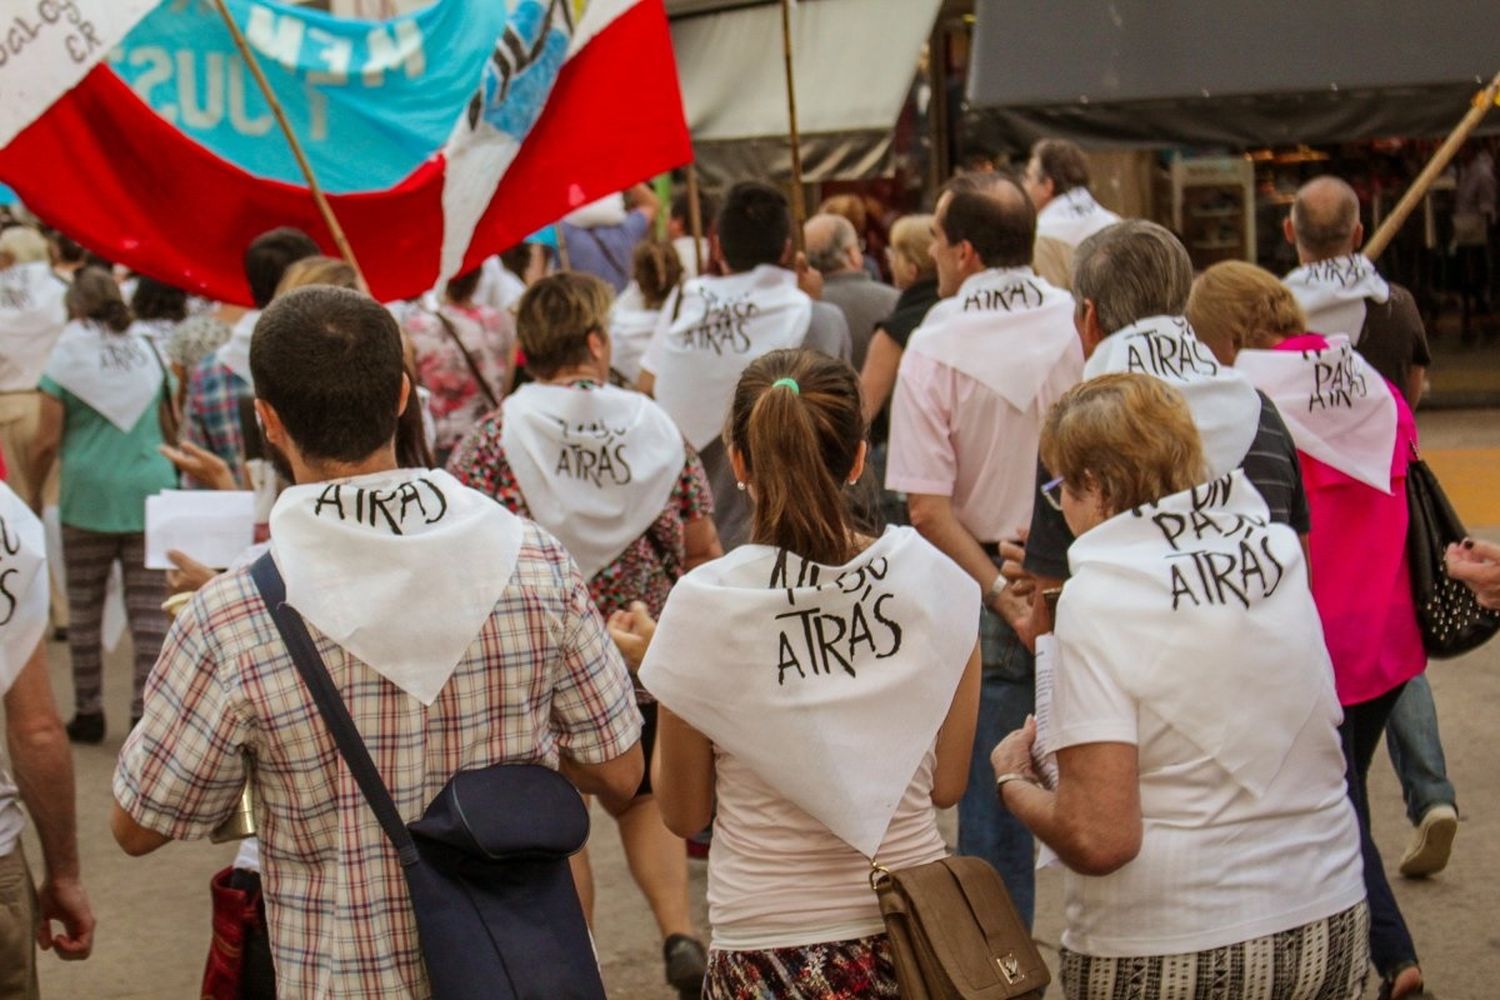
[991,372,1368,999]
[620,348,981,999]
[1188,261,1429,999]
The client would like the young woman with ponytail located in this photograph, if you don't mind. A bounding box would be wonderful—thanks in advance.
[624,348,982,999]
[32,267,177,743]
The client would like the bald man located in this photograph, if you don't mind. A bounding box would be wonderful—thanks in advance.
[1282,176,1429,407]
[804,213,898,369]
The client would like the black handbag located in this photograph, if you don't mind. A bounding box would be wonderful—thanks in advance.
[1405,451,1500,658]
[249,553,606,1000]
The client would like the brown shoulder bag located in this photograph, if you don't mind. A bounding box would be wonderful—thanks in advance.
[871,856,1048,999]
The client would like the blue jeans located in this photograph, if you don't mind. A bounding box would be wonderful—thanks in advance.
[957,606,1036,928]
[1384,673,1457,824]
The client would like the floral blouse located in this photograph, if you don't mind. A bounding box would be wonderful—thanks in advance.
[403,302,514,460]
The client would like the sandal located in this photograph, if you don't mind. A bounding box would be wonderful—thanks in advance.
[1378,962,1431,1000]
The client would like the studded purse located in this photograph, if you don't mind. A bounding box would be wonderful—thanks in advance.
[1405,447,1499,658]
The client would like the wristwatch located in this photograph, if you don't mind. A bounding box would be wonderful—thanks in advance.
[995,771,1038,797]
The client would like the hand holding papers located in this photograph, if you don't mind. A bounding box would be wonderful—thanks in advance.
[145,490,256,571]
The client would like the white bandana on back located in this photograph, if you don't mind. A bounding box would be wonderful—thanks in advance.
[1061,470,1337,795]
[215,311,260,388]
[269,469,524,705]
[644,265,812,450]
[640,527,978,856]
[1085,315,1261,477]
[43,321,163,433]
[1283,254,1390,345]
[608,283,661,383]
[0,483,48,696]
[906,268,1081,411]
[0,262,68,390]
[1036,188,1121,248]
[1235,336,1396,493]
[501,382,686,580]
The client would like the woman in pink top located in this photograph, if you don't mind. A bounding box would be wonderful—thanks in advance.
[1189,262,1429,1000]
[616,349,981,999]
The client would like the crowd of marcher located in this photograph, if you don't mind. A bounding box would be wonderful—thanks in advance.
[1,135,1498,1000]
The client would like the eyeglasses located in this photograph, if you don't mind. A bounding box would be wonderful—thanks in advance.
[1040,476,1065,512]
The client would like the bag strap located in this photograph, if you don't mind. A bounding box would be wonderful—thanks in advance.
[432,308,500,409]
[144,335,182,440]
[248,552,419,865]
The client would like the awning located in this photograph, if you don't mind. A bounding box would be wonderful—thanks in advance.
[966,0,1500,149]
[668,0,940,185]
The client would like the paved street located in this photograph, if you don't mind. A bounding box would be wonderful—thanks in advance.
[17,407,1500,999]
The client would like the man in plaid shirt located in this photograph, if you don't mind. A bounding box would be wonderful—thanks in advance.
[183,228,320,486]
[111,286,644,997]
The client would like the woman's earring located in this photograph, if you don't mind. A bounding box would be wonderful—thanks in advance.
[736,481,746,492]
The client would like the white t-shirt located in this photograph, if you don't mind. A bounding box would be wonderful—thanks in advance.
[1050,637,1365,958]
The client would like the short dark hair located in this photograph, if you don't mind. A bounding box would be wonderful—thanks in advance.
[1031,139,1092,195]
[716,182,790,273]
[131,276,188,323]
[250,286,405,463]
[671,189,717,228]
[445,267,484,306]
[244,227,321,308]
[937,185,1035,269]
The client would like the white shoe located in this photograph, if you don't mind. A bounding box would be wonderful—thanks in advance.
[1399,804,1457,878]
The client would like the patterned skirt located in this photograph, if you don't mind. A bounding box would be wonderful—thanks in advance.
[704,933,899,1000]
[1061,902,1370,1000]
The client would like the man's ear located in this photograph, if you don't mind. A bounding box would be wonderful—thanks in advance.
[254,398,284,445]
[778,237,795,268]
[397,372,412,416]
[1350,220,1365,252]
[1282,215,1296,248]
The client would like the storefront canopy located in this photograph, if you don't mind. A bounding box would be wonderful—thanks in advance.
[668,0,940,185]
[966,0,1500,150]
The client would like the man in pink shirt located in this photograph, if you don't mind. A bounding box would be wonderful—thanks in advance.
[886,179,1084,925]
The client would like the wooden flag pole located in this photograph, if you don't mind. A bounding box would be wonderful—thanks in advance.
[210,0,366,284]
[686,162,705,275]
[1364,71,1500,262]
[780,0,806,253]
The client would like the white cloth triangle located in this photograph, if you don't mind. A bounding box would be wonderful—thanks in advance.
[500,382,686,580]
[214,310,260,388]
[43,321,163,433]
[1062,470,1337,796]
[608,283,662,383]
[0,483,48,696]
[0,262,68,391]
[1235,336,1397,493]
[643,266,813,450]
[269,469,524,705]
[1036,188,1122,248]
[1283,254,1390,346]
[1084,315,1261,478]
[640,527,979,856]
[906,268,1081,411]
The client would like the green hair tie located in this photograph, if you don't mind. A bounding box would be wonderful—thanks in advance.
[771,377,800,395]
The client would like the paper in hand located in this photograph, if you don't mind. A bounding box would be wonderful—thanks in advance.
[145,490,256,570]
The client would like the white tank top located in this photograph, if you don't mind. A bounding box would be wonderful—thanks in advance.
[706,745,948,951]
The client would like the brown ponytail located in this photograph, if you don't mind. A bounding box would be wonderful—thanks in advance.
[65,266,132,333]
[726,349,864,566]
[632,240,684,309]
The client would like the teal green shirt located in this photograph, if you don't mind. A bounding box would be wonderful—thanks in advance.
[38,376,178,534]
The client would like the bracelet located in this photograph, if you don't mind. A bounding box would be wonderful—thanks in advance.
[995,771,1038,798]
[984,573,1007,605]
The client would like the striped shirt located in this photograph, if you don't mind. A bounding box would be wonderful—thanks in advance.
[114,522,642,998]
[1025,392,1310,580]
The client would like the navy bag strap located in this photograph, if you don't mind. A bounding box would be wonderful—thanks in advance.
[249,552,419,866]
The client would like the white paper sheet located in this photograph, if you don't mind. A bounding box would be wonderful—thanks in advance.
[1033,633,1063,871]
[145,491,256,571]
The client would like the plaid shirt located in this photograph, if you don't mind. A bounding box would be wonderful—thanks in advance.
[183,358,251,487]
[114,523,642,998]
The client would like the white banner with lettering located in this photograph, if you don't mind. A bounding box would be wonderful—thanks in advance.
[0,483,49,695]
[1060,470,1336,795]
[269,469,523,705]
[1235,336,1397,493]
[906,267,1080,412]
[643,265,812,451]
[0,0,159,147]
[1283,254,1390,346]
[640,526,978,856]
[43,320,162,432]
[501,382,686,580]
[1084,315,1261,478]
[1036,187,1121,248]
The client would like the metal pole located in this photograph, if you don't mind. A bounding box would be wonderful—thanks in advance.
[1364,71,1500,262]
[210,0,366,284]
[780,0,806,253]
